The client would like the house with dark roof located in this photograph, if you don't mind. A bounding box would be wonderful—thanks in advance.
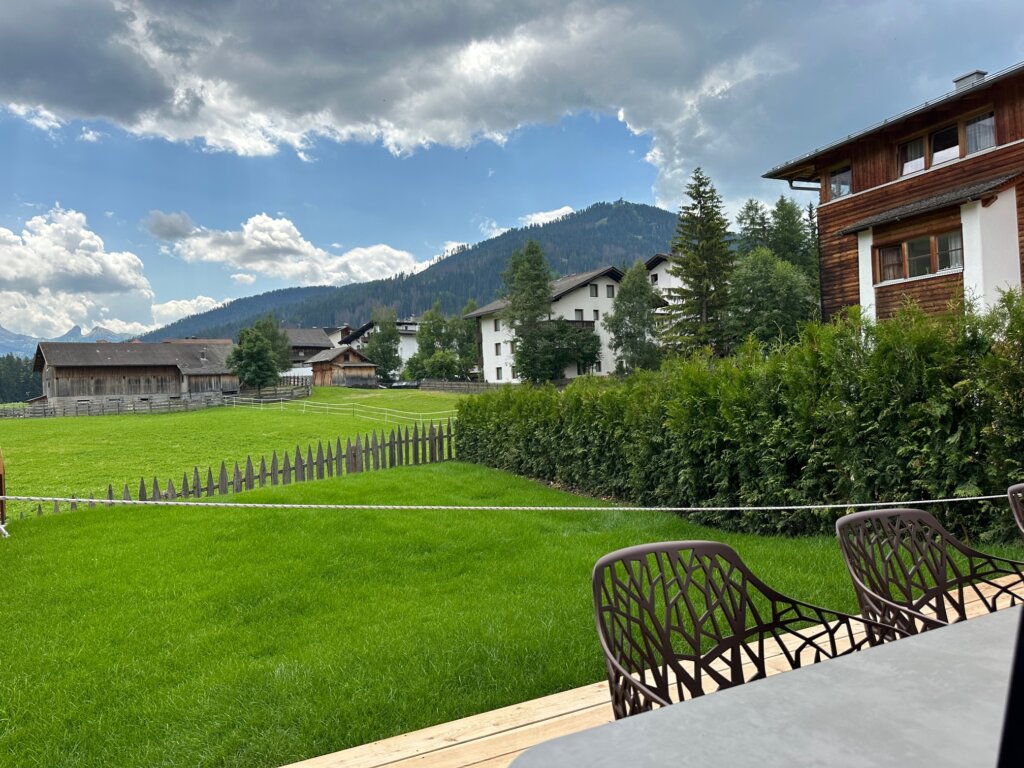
[465,266,624,383]
[33,341,238,406]
[283,327,334,365]
[308,345,377,388]
[764,63,1024,321]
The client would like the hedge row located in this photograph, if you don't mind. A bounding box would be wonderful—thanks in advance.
[457,294,1024,541]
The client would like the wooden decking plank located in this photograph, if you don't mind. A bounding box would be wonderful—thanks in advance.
[282,582,1022,768]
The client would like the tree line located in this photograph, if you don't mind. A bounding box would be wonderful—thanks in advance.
[0,354,41,404]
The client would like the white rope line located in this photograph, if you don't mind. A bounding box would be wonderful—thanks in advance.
[0,493,1009,512]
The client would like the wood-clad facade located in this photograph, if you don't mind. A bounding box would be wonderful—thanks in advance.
[766,65,1024,320]
[33,342,239,406]
[309,345,377,388]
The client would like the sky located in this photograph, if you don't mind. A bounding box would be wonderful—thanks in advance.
[1,1,1023,338]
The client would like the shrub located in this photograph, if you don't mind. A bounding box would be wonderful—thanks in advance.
[457,293,1024,541]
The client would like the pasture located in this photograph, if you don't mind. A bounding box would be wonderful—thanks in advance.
[3,390,1023,767]
[0,387,460,504]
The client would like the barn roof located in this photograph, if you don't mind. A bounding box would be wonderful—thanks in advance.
[307,345,375,365]
[284,327,333,348]
[33,342,234,375]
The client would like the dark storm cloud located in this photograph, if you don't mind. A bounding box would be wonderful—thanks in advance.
[0,0,169,122]
[2,1,1023,206]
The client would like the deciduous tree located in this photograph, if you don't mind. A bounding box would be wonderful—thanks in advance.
[250,314,292,372]
[602,260,663,372]
[724,247,819,345]
[363,306,402,384]
[227,328,280,390]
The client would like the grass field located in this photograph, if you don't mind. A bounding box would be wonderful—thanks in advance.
[0,387,461,506]
[1,460,968,768]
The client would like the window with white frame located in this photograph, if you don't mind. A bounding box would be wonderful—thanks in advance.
[494,342,501,356]
[589,284,598,297]
[493,318,501,332]
[874,229,964,283]
[829,166,852,199]
[606,284,615,298]
[495,367,502,380]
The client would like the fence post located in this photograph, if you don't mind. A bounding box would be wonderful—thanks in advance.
[0,447,6,528]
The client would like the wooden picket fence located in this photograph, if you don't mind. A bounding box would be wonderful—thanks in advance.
[95,419,456,507]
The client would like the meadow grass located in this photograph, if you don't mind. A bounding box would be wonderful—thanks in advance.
[0,388,461,505]
[7,461,1001,768]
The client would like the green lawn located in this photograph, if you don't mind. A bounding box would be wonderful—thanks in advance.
[0,387,461,508]
[1,460,975,768]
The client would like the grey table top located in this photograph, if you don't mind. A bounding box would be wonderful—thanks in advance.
[512,606,1021,768]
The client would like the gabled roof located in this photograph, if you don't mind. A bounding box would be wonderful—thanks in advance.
[283,327,333,348]
[645,253,669,269]
[765,60,1024,181]
[307,345,374,365]
[34,342,233,374]
[339,321,374,345]
[465,265,625,318]
[837,171,1022,235]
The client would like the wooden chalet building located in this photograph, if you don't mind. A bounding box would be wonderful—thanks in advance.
[33,341,238,407]
[765,63,1024,321]
[308,345,377,388]
[283,327,333,365]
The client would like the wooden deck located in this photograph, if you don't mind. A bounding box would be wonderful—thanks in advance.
[282,580,1016,768]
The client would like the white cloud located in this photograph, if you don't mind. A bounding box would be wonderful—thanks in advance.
[77,126,104,142]
[0,204,227,337]
[519,205,573,227]
[6,103,63,133]
[151,295,226,326]
[230,272,256,285]
[165,212,420,285]
[478,218,509,239]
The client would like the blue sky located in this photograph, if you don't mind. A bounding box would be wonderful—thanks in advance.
[1,1,1023,337]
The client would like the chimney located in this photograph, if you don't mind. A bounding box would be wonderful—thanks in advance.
[954,70,987,90]
[200,348,206,361]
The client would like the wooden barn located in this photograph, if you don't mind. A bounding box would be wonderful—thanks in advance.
[283,327,334,365]
[33,341,239,406]
[308,345,377,388]
[765,62,1024,321]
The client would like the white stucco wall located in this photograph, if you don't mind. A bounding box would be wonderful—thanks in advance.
[648,259,682,295]
[857,228,876,322]
[968,187,1021,309]
[475,276,621,383]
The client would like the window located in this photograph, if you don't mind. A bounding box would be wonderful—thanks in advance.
[829,166,852,199]
[899,138,925,175]
[906,237,932,278]
[930,125,959,166]
[574,309,584,321]
[495,367,502,381]
[606,284,615,298]
[593,309,599,321]
[966,112,996,154]
[875,229,964,283]
[879,246,902,282]
[494,342,501,356]
[595,360,602,373]
[589,284,598,297]
[511,367,517,379]
[937,231,963,270]
[493,318,501,332]
[511,340,518,353]
[650,273,658,285]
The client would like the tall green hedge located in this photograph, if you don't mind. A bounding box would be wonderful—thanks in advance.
[457,294,1024,541]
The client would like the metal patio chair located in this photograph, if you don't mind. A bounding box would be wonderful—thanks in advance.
[836,508,1024,636]
[1009,484,1024,539]
[592,540,902,720]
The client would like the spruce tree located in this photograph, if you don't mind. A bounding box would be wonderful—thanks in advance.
[662,167,733,354]
[768,196,817,280]
[735,199,771,256]
[502,240,555,383]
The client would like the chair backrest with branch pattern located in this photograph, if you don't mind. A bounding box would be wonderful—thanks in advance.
[593,541,894,720]
[1009,484,1024,539]
[836,508,1024,635]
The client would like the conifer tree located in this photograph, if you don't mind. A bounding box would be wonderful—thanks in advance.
[662,168,734,354]
[768,196,817,280]
[735,199,771,256]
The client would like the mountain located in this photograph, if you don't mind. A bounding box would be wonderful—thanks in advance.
[145,200,677,341]
[0,324,133,358]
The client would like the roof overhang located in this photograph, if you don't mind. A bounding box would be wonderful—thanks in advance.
[764,60,1024,182]
[837,171,1021,236]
